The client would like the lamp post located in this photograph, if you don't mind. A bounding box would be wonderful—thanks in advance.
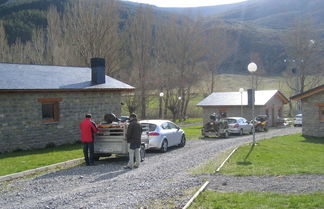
[159,92,164,119]
[239,88,244,117]
[248,62,257,145]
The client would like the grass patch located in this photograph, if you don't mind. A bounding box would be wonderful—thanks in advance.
[221,134,324,176]
[0,143,83,176]
[182,125,203,140]
[190,191,324,209]
[191,149,232,175]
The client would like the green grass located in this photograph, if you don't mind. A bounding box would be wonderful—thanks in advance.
[0,143,83,176]
[190,191,324,209]
[221,134,324,176]
[182,125,203,140]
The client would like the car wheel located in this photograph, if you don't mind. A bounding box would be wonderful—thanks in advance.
[179,135,186,147]
[239,129,243,136]
[161,139,168,153]
[140,145,145,162]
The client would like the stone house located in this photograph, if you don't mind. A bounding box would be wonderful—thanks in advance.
[291,84,324,137]
[197,90,289,126]
[0,58,134,153]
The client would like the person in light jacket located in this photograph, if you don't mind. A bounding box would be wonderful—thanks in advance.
[124,113,142,169]
[80,114,98,166]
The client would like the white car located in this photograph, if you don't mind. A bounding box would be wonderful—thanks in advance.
[293,114,302,127]
[225,117,253,135]
[139,120,186,152]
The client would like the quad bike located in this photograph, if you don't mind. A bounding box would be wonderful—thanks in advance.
[254,115,268,132]
[202,113,229,138]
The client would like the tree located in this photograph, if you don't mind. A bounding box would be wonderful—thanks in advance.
[126,5,155,119]
[61,0,121,73]
[282,18,323,114]
[0,21,9,62]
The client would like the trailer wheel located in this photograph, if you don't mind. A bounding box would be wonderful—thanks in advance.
[93,155,100,161]
[140,145,145,162]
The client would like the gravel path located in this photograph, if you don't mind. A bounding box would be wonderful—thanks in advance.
[0,127,308,209]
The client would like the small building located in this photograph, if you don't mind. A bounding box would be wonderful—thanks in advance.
[0,58,134,153]
[197,90,289,126]
[291,84,324,137]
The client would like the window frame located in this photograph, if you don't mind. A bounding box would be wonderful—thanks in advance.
[315,103,324,122]
[37,98,62,123]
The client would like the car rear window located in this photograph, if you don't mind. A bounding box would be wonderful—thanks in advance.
[226,119,237,124]
[296,115,302,119]
[141,123,157,132]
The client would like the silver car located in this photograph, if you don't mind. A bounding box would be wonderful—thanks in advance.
[293,114,302,127]
[139,120,186,152]
[225,117,253,135]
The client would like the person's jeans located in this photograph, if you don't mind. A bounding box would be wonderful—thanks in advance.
[127,143,140,168]
[83,142,94,165]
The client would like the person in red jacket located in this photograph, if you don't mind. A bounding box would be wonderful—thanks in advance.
[80,114,98,166]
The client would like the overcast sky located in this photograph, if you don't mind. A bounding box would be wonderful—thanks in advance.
[123,0,247,8]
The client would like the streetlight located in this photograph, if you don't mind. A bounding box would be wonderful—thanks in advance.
[239,88,244,117]
[159,92,164,119]
[248,62,257,145]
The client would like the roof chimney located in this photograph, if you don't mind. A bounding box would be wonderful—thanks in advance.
[90,58,106,85]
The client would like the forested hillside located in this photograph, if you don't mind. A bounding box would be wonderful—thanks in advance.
[0,0,323,119]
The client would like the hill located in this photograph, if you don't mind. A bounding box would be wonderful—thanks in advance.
[0,0,323,75]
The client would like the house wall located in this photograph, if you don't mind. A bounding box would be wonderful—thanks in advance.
[0,91,121,153]
[301,92,324,137]
[264,95,285,126]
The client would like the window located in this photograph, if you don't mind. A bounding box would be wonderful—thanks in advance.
[38,98,62,122]
[319,106,324,122]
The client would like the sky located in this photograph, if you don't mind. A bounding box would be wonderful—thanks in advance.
[123,0,247,8]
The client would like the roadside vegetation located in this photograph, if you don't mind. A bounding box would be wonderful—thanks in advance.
[0,143,83,176]
[190,191,324,209]
[189,134,324,209]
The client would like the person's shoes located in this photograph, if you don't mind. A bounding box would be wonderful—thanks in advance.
[134,165,139,168]
[85,162,90,166]
[123,166,132,169]
[89,163,95,166]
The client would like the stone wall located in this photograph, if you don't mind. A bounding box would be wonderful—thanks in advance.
[301,92,324,137]
[0,91,121,153]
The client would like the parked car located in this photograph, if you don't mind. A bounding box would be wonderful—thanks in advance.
[225,117,253,135]
[139,120,186,152]
[293,114,302,127]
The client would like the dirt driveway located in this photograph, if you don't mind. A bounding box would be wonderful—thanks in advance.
[0,127,302,209]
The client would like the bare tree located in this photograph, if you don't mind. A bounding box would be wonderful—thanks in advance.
[282,18,323,114]
[204,21,236,93]
[126,5,155,119]
[61,0,121,73]
[0,22,9,62]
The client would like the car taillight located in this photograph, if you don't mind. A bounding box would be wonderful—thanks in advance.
[234,124,239,128]
[149,132,160,136]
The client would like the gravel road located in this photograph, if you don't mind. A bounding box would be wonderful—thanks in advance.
[0,127,313,209]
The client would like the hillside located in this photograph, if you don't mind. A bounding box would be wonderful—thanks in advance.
[0,0,323,75]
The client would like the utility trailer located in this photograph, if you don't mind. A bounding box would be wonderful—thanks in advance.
[94,123,149,161]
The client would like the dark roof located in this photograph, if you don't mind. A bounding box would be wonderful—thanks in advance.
[197,90,288,106]
[290,84,324,100]
[0,63,134,91]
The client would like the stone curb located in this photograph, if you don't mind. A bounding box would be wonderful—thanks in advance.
[182,181,209,209]
[215,147,238,173]
[0,158,84,182]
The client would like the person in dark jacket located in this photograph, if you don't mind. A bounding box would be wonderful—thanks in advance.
[80,114,98,166]
[124,113,142,169]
